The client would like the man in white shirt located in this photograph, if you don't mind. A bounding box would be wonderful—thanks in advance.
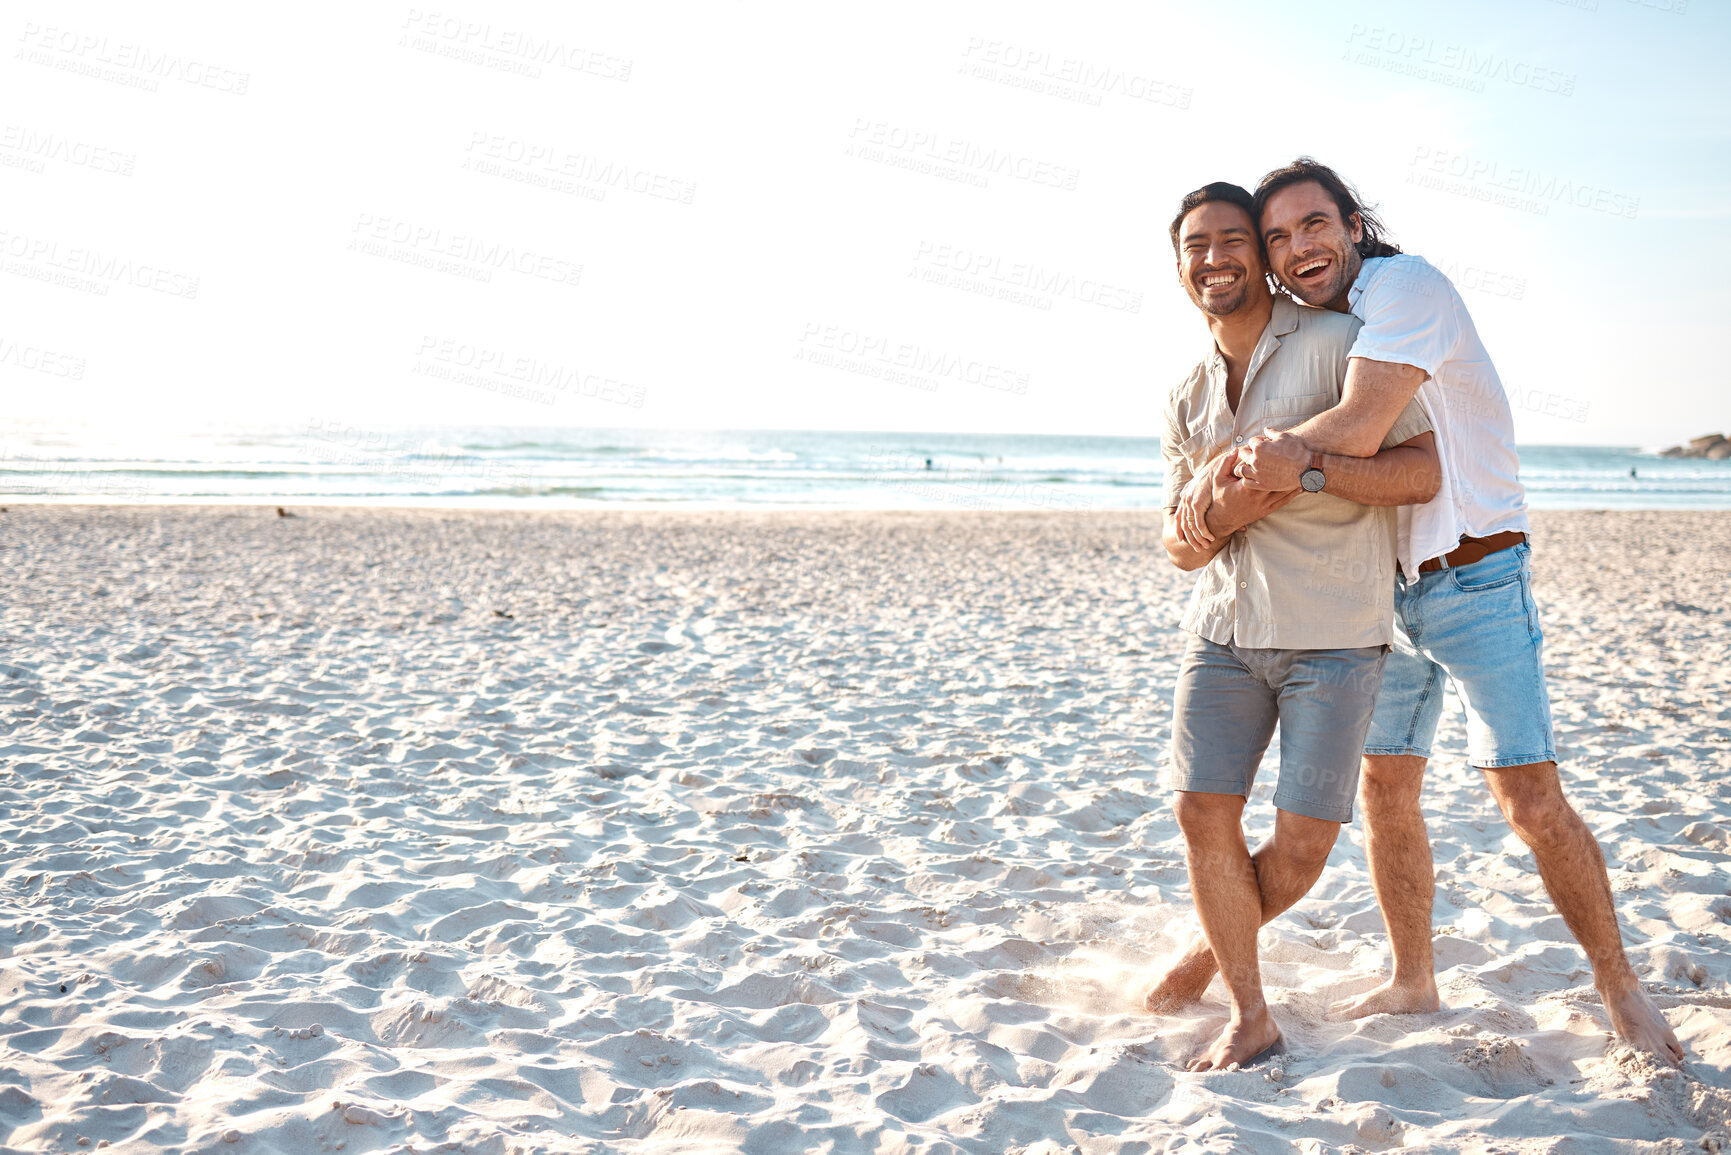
[1181,157,1680,1065]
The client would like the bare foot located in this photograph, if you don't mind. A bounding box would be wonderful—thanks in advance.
[1143,940,1218,1014]
[1604,982,1684,1066]
[1187,1007,1282,1072]
[1328,976,1441,1020]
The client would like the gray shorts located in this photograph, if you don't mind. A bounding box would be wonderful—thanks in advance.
[1169,635,1386,823]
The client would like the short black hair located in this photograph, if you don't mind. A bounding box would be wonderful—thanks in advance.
[1168,182,1256,255]
[1253,158,1400,258]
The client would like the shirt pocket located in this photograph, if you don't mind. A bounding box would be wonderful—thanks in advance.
[1177,422,1231,470]
[1257,391,1334,430]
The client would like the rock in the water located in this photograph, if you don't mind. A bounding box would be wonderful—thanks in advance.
[1661,432,1729,459]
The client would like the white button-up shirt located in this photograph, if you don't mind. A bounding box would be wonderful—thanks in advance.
[1162,296,1432,650]
[1347,255,1531,578]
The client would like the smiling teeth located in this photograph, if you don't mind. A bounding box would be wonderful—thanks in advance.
[1294,259,1327,276]
[1202,274,1237,287]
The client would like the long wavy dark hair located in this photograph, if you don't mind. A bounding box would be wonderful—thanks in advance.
[1252,158,1401,259]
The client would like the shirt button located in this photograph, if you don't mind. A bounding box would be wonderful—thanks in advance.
[1240,582,1248,589]
[1233,436,1244,444]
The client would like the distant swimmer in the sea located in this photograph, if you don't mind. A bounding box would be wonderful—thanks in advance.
[1169,158,1683,1066]
[1150,181,1439,1070]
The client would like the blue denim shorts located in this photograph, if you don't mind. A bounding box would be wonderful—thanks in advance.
[1364,542,1556,768]
[1169,636,1386,823]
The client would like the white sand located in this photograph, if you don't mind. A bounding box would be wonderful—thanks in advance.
[1,506,1728,1153]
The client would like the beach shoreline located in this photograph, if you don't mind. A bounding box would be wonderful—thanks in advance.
[6,427,1731,513]
[2,506,1728,1152]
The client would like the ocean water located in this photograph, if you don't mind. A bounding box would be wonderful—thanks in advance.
[2,425,1728,511]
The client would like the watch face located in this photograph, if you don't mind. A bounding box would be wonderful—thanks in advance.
[1300,467,1326,493]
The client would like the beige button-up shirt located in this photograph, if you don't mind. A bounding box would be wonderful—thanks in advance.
[1161,295,1432,650]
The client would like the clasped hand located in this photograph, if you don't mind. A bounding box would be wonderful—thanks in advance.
[1171,428,1308,550]
[1234,427,1310,491]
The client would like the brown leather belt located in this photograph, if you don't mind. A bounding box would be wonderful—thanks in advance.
[1418,530,1528,574]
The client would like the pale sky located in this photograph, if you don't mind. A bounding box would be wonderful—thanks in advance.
[3,0,1726,446]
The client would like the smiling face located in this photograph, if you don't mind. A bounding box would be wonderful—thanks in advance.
[1260,180,1364,310]
[1175,200,1266,317]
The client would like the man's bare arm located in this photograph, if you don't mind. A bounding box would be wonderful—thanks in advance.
[1164,477,1299,570]
[1239,431,1440,506]
[1169,452,1235,551]
[1287,357,1428,459]
[1163,513,1224,572]
[1312,431,1439,505]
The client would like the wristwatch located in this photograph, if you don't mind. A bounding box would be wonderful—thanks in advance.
[1299,452,1327,493]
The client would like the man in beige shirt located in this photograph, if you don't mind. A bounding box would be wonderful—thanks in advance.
[1146,182,1440,1070]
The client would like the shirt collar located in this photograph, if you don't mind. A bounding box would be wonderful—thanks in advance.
[1268,293,1301,338]
[1243,295,1298,387]
[1347,256,1382,311]
[1202,294,1298,410]
[1206,294,1295,366]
